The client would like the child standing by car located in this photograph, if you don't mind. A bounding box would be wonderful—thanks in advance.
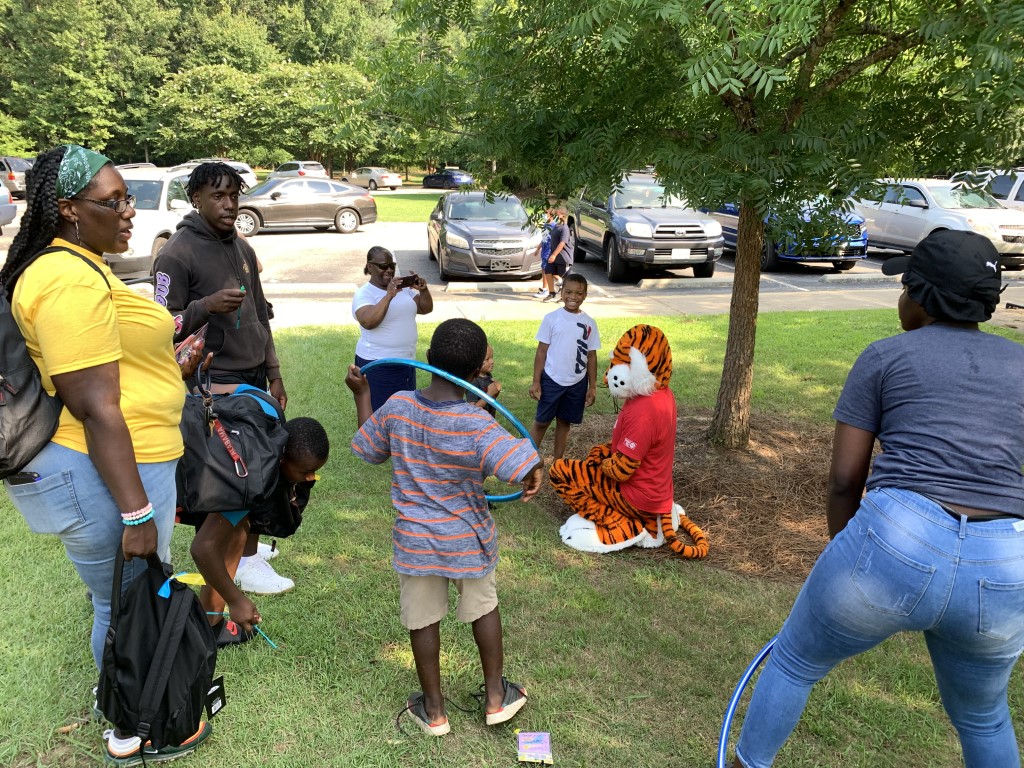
[347,319,543,736]
[533,209,557,299]
[529,274,600,459]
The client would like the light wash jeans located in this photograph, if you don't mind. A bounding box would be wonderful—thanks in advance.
[736,488,1024,768]
[4,442,177,670]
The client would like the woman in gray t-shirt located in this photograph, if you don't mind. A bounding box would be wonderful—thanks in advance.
[732,231,1024,768]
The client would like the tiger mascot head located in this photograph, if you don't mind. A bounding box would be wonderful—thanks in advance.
[605,324,672,400]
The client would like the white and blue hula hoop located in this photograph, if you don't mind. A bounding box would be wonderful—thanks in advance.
[716,635,777,768]
[359,357,536,503]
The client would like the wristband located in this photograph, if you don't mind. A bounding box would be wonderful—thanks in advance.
[122,511,154,526]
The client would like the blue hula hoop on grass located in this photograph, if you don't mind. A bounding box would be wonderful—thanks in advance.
[359,357,536,503]
[716,635,776,768]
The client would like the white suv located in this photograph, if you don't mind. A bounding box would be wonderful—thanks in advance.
[110,167,193,280]
[853,178,1024,269]
[985,171,1024,212]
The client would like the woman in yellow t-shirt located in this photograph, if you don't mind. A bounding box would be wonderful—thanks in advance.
[0,146,211,763]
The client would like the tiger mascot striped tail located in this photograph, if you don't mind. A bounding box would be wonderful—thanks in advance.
[551,324,709,559]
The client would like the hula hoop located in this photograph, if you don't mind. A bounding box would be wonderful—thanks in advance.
[359,357,536,503]
[716,636,777,768]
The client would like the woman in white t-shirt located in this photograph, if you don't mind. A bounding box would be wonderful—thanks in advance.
[351,246,433,411]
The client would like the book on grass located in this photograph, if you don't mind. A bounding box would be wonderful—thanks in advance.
[517,731,553,764]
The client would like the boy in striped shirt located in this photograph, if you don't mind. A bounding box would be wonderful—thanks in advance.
[347,319,543,736]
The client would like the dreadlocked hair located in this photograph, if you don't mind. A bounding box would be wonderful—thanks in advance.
[1,146,69,291]
[186,162,246,200]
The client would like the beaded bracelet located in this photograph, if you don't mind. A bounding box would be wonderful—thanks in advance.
[121,503,153,526]
[123,510,154,526]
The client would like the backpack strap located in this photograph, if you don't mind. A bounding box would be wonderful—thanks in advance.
[8,245,111,290]
[135,581,193,743]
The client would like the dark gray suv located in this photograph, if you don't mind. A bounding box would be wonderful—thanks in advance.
[570,174,725,281]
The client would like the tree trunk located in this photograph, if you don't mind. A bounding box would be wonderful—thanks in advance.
[707,201,763,449]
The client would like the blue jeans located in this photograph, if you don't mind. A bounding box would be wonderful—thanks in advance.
[4,442,177,670]
[736,488,1024,768]
[355,354,417,413]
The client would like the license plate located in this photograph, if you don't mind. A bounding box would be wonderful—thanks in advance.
[671,248,691,258]
[490,259,511,271]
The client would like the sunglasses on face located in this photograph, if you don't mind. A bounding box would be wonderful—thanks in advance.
[75,195,137,214]
[369,261,397,270]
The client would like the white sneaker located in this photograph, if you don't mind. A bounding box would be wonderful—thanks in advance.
[532,288,547,298]
[256,541,280,561]
[235,556,294,595]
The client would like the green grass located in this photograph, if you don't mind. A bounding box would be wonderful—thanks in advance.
[2,313,1023,767]
[373,193,442,223]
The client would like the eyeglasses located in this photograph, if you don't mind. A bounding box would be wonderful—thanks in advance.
[368,261,396,270]
[76,195,137,213]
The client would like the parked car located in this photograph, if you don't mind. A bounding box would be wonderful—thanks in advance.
[0,155,32,199]
[706,199,868,271]
[115,162,158,170]
[570,174,725,281]
[171,158,259,190]
[422,168,474,189]
[0,185,16,233]
[853,178,1024,268]
[341,167,403,191]
[952,170,1024,213]
[235,178,376,235]
[110,167,194,279]
[267,160,328,180]
[426,191,543,280]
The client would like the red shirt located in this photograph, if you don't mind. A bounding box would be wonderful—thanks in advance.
[612,387,677,514]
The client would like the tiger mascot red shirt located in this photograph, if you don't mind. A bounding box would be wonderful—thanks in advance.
[550,324,708,558]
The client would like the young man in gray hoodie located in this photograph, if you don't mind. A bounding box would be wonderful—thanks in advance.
[155,162,295,610]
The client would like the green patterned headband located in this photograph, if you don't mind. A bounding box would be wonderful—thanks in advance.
[55,145,111,198]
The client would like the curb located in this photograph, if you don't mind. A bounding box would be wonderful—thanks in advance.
[635,276,734,290]
[443,281,540,294]
[819,273,900,284]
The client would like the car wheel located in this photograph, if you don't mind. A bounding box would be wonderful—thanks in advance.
[340,177,349,182]
[760,239,779,271]
[390,186,397,191]
[693,260,715,278]
[369,180,378,191]
[605,236,630,283]
[570,220,586,264]
[151,235,169,260]
[235,210,260,236]
[427,236,437,261]
[439,251,452,281]
[335,208,359,234]
[832,260,856,271]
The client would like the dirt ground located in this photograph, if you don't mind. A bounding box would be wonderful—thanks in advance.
[539,409,834,582]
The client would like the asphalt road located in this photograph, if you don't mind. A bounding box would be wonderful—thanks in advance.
[3,203,1023,331]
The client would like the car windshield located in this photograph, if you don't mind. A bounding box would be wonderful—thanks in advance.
[124,180,163,210]
[244,180,280,197]
[303,163,326,172]
[612,183,688,209]
[930,185,1002,209]
[447,198,527,222]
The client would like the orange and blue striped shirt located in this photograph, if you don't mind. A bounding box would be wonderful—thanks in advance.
[351,390,539,578]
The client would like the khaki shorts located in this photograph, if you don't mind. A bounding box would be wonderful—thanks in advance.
[398,571,498,630]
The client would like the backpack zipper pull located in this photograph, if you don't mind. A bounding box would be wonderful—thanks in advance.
[0,373,16,396]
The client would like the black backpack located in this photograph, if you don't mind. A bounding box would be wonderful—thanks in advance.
[97,548,219,749]
[0,246,109,478]
[176,383,288,515]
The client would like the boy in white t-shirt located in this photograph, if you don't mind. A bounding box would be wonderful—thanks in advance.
[528,274,601,459]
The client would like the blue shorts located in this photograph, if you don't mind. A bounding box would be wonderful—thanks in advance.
[221,510,248,527]
[534,371,587,425]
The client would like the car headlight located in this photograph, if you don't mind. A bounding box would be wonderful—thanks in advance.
[703,219,723,237]
[624,221,652,238]
[966,218,998,237]
[446,232,470,249]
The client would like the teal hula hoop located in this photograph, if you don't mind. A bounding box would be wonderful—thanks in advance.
[359,357,537,503]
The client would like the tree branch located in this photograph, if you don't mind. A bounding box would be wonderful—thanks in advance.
[813,31,920,97]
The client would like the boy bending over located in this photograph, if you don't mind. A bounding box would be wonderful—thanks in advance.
[190,417,329,645]
[346,319,543,736]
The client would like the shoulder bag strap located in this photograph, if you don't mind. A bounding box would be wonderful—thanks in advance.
[135,584,192,743]
[33,246,111,289]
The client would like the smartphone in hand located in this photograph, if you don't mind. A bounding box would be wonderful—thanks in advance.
[397,275,418,288]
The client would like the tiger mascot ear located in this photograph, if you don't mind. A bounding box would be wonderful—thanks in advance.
[605,324,671,399]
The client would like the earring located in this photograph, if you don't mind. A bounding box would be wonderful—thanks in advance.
[74,221,81,245]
